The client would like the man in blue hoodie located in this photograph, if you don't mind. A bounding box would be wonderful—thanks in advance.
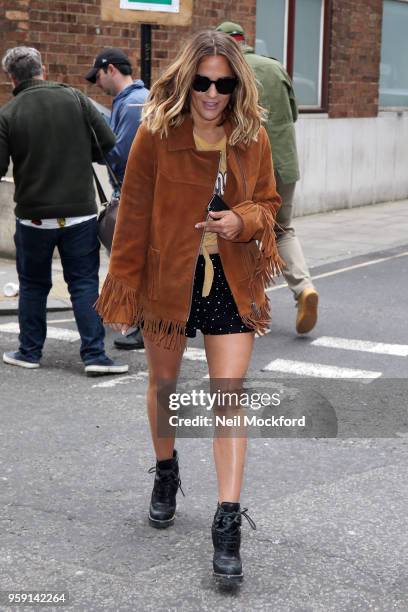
[86,48,149,349]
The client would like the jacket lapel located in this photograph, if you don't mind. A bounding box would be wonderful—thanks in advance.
[166,114,246,203]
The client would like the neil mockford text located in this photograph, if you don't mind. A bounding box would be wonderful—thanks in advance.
[167,413,306,428]
[166,390,306,429]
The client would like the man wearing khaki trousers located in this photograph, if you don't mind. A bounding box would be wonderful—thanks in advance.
[217,22,319,334]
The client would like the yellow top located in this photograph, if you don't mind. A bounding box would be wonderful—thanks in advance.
[193,132,227,297]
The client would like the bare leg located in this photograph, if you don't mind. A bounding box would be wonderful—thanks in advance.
[204,332,254,503]
[144,336,185,460]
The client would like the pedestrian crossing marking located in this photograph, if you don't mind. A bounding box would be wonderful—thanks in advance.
[262,358,381,381]
[92,372,148,388]
[138,347,207,361]
[0,322,79,342]
[184,347,207,361]
[47,317,76,324]
[0,322,401,380]
[312,336,408,357]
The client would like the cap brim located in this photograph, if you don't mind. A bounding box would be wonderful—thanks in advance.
[85,67,98,83]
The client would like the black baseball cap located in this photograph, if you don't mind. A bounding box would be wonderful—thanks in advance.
[85,48,131,83]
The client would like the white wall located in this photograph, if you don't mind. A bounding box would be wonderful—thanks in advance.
[294,110,408,215]
[0,179,16,257]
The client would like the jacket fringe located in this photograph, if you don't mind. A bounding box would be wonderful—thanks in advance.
[255,208,286,287]
[142,316,187,351]
[240,212,284,335]
[240,298,271,336]
[95,273,142,324]
[95,273,186,350]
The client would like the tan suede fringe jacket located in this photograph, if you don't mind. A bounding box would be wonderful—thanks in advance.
[95,115,283,349]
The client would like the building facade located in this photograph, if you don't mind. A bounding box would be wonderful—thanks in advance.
[1,0,407,214]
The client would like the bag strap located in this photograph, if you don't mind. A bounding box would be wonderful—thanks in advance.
[69,88,121,192]
[92,168,108,206]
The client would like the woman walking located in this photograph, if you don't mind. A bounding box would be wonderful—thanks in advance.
[96,30,282,583]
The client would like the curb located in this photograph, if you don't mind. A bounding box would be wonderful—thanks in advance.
[0,300,72,316]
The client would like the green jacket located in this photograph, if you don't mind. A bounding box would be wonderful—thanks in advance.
[0,79,116,219]
[244,46,300,184]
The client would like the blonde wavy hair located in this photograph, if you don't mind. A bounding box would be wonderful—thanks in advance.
[142,30,264,146]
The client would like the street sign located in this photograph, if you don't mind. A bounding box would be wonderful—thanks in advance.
[101,0,191,25]
[120,0,180,12]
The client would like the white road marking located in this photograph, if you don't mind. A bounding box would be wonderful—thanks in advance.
[0,323,257,360]
[312,336,408,357]
[47,318,76,324]
[266,250,408,292]
[255,328,271,338]
[262,358,382,381]
[185,347,207,361]
[0,322,79,342]
[136,347,207,361]
[92,372,148,388]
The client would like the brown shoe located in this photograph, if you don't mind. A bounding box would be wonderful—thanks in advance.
[296,288,319,334]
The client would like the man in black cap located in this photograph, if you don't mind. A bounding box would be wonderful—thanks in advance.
[86,48,149,350]
[217,22,319,335]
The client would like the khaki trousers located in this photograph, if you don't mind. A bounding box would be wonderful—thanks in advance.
[275,176,314,299]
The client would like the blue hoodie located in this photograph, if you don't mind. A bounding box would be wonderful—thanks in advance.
[104,80,149,187]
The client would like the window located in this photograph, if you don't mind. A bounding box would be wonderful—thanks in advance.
[256,0,287,64]
[380,0,408,107]
[255,0,330,110]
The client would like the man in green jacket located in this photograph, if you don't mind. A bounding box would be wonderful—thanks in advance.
[217,22,319,334]
[0,46,128,375]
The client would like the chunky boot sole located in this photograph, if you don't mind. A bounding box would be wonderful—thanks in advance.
[148,512,175,529]
[148,450,184,530]
[213,571,243,585]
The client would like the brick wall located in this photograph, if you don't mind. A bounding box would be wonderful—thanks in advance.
[0,0,256,107]
[0,0,385,118]
[328,0,383,118]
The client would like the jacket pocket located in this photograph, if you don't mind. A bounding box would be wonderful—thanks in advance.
[147,246,160,301]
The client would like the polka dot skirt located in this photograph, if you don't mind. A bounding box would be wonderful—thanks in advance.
[185,254,252,338]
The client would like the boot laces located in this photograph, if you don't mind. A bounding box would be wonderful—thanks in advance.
[240,508,257,531]
[217,507,256,532]
[214,507,256,549]
[148,465,185,498]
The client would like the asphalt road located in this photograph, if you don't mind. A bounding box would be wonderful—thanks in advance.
[253,245,408,377]
[0,245,407,611]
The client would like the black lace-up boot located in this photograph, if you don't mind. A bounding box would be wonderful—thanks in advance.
[212,502,256,583]
[148,449,184,528]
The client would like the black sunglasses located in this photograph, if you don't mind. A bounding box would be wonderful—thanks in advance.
[192,74,238,95]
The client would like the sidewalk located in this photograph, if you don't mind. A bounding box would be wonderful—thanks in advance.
[0,198,407,314]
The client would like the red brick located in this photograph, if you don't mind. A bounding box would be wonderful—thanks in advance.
[328,0,382,118]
